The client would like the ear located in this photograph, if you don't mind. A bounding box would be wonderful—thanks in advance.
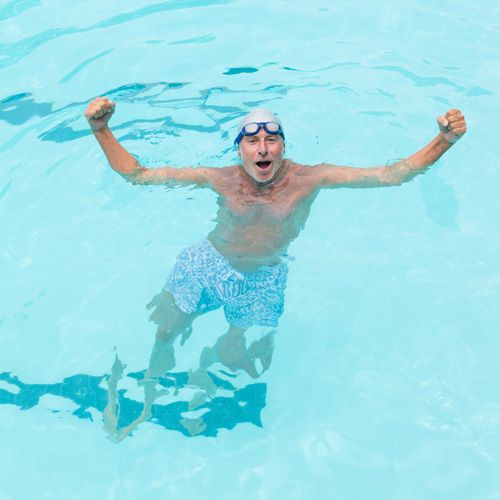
[237,145,241,157]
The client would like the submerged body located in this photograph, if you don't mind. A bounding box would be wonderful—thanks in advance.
[84,96,466,333]
[84,97,466,322]
[84,98,466,440]
[206,160,319,271]
[84,98,465,272]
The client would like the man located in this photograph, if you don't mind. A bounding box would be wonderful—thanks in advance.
[85,97,466,392]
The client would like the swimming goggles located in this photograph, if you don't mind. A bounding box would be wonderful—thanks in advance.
[234,122,285,145]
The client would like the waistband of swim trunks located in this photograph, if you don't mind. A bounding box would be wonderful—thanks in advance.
[202,238,289,275]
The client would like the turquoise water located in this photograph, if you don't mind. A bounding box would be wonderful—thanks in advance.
[1,0,500,498]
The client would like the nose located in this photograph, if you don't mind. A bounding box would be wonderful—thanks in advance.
[257,138,268,156]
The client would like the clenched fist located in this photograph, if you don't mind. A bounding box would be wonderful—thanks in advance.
[84,97,116,132]
[437,109,467,144]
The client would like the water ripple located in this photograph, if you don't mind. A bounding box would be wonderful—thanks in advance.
[372,64,494,96]
[59,49,115,84]
[0,0,235,71]
[0,0,41,22]
[167,34,217,45]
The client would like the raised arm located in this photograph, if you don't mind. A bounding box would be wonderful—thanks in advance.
[84,97,209,187]
[318,109,467,189]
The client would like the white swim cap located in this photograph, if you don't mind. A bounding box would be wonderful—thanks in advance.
[235,108,285,145]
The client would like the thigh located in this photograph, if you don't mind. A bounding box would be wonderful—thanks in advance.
[147,289,204,343]
[224,269,288,330]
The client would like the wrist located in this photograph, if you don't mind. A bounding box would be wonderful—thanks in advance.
[438,130,460,146]
[91,124,111,136]
[436,133,455,149]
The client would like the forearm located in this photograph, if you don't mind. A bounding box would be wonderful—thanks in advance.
[91,125,210,187]
[92,125,143,179]
[321,108,465,189]
[363,159,427,187]
[319,158,428,188]
[371,132,455,185]
[406,133,453,168]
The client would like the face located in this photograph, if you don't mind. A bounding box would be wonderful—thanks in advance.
[237,128,285,184]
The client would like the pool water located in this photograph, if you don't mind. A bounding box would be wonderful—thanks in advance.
[1,0,500,498]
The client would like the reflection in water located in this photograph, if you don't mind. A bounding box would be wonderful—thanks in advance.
[104,283,278,442]
[1,295,276,441]
[0,93,53,125]
[102,303,277,441]
[2,83,296,441]
[0,353,267,440]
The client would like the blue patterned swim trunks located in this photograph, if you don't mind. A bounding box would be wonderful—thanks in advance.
[164,239,288,330]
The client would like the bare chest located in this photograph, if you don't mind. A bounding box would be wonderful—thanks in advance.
[218,180,318,226]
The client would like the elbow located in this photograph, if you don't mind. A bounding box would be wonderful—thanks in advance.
[383,172,414,187]
[119,172,142,185]
[380,160,427,187]
[119,164,147,185]
[380,172,419,188]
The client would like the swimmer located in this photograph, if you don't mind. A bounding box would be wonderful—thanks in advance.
[85,99,466,437]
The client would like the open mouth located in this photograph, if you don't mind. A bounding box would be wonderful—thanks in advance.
[256,161,271,170]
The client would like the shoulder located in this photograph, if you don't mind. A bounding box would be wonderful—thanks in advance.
[205,165,239,182]
[288,161,366,189]
[285,160,328,184]
[205,165,237,176]
[309,163,355,187]
[204,165,241,191]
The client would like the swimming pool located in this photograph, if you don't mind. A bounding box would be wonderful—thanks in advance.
[1,0,499,498]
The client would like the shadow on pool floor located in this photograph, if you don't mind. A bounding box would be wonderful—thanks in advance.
[0,365,266,440]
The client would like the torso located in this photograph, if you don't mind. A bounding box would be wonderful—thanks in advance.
[206,160,322,272]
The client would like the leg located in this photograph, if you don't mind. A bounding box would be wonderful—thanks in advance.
[105,290,204,442]
[143,289,203,380]
[214,325,276,379]
[212,262,285,378]
[191,324,276,383]
[186,324,276,415]
[214,325,256,377]
[102,354,124,437]
[187,324,253,411]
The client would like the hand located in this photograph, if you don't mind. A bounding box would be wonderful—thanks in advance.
[84,97,115,132]
[437,109,467,144]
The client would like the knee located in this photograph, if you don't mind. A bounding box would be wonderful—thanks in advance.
[155,328,177,344]
[155,323,193,345]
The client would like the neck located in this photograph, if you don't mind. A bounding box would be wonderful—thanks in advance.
[239,159,289,189]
